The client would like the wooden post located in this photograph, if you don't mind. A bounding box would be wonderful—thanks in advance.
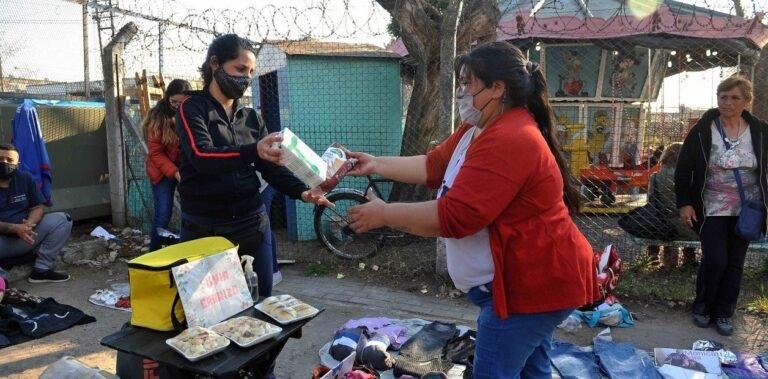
[102,22,138,227]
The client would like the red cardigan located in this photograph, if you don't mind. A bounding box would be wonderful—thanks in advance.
[145,132,180,185]
[427,108,598,318]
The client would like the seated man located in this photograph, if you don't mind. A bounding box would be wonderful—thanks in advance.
[0,144,71,283]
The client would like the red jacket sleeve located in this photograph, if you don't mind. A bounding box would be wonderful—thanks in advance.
[425,123,474,189]
[147,132,178,179]
[437,115,542,238]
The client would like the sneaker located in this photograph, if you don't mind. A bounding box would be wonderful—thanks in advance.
[715,318,734,336]
[272,271,283,287]
[692,313,710,328]
[28,270,71,283]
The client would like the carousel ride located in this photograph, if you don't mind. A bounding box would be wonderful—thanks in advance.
[498,0,768,213]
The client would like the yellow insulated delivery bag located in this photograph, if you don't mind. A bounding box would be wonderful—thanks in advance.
[128,237,238,331]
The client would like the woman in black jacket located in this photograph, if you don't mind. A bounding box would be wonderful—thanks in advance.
[176,34,328,299]
[675,75,768,336]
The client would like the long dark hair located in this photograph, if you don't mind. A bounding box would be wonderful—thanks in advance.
[458,41,582,212]
[142,79,190,145]
[199,34,256,87]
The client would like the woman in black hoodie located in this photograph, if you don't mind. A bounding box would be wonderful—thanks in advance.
[675,75,768,336]
[176,34,329,300]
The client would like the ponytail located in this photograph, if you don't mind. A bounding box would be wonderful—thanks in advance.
[527,68,583,213]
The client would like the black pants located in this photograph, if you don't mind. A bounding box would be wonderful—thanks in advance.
[693,216,749,318]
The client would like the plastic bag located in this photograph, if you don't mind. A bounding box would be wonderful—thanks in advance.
[39,356,117,379]
[557,314,582,333]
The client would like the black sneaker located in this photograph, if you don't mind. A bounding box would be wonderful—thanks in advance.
[28,270,71,283]
[715,318,734,336]
[692,313,710,328]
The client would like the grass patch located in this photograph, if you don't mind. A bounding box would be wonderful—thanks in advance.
[745,295,768,314]
[305,262,332,277]
[619,263,696,304]
[619,259,768,316]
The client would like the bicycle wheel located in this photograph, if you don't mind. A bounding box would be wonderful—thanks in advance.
[314,191,383,259]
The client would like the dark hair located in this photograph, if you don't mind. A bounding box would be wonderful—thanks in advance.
[199,34,256,87]
[0,143,17,153]
[166,78,190,98]
[457,41,582,212]
[142,79,191,145]
[660,142,682,168]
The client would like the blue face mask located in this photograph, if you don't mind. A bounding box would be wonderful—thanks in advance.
[456,87,491,125]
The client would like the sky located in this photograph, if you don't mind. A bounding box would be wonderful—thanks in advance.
[0,0,764,110]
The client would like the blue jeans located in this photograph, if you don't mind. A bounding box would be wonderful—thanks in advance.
[260,185,279,274]
[593,338,661,379]
[150,177,177,251]
[466,283,573,379]
[180,205,274,297]
[550,339,601,379]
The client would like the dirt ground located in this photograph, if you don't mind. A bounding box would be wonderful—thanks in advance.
[1,222,767,378]
[1,262,767,378]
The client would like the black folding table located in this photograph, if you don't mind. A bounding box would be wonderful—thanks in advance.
[101,305,324,379]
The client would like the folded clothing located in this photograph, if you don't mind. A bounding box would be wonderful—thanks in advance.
[329,327,368,362]
[360,332,395,371]
[342,317,408,350]
[393,321,458,378]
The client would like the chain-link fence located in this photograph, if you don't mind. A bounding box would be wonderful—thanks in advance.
[2,0,768,267]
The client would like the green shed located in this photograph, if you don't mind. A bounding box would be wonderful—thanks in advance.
[253,40,403,241]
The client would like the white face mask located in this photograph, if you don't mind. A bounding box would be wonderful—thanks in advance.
[456,87,489,125]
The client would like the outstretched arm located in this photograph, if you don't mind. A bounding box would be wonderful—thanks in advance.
[348,191,440,237]
[346,153,427,185]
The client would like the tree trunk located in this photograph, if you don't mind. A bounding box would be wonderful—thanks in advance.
[389,64,441,202]
[437,0,463,140]
[375,0,500,202]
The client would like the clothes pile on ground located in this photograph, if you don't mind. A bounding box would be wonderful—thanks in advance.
[550,330,768,379]
[0,287,96,349]
[318,318,474,379]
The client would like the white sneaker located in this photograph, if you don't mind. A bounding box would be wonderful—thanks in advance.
[273,271,283,287]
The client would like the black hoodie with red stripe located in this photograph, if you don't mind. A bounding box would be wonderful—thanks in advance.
[176,90,307,219]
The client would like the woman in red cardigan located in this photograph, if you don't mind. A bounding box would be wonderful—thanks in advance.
[346,42,598,379]
[142,79,190,251]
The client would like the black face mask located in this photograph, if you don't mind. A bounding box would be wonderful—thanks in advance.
[214,68,250,100]
[0,162,17,180]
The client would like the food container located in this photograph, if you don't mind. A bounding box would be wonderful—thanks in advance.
[273,129,356,192]
[255,295,320,325]
[210,316,282,348]
[165,326,230,362]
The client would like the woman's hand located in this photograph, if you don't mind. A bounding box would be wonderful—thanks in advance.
[258,132,284,165]
[301,187,333,208]
[346,152,376,176]
[348,190,386,233]
[679,206,697,228]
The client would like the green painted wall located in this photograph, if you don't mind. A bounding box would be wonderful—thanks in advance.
[282,55,403,241]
